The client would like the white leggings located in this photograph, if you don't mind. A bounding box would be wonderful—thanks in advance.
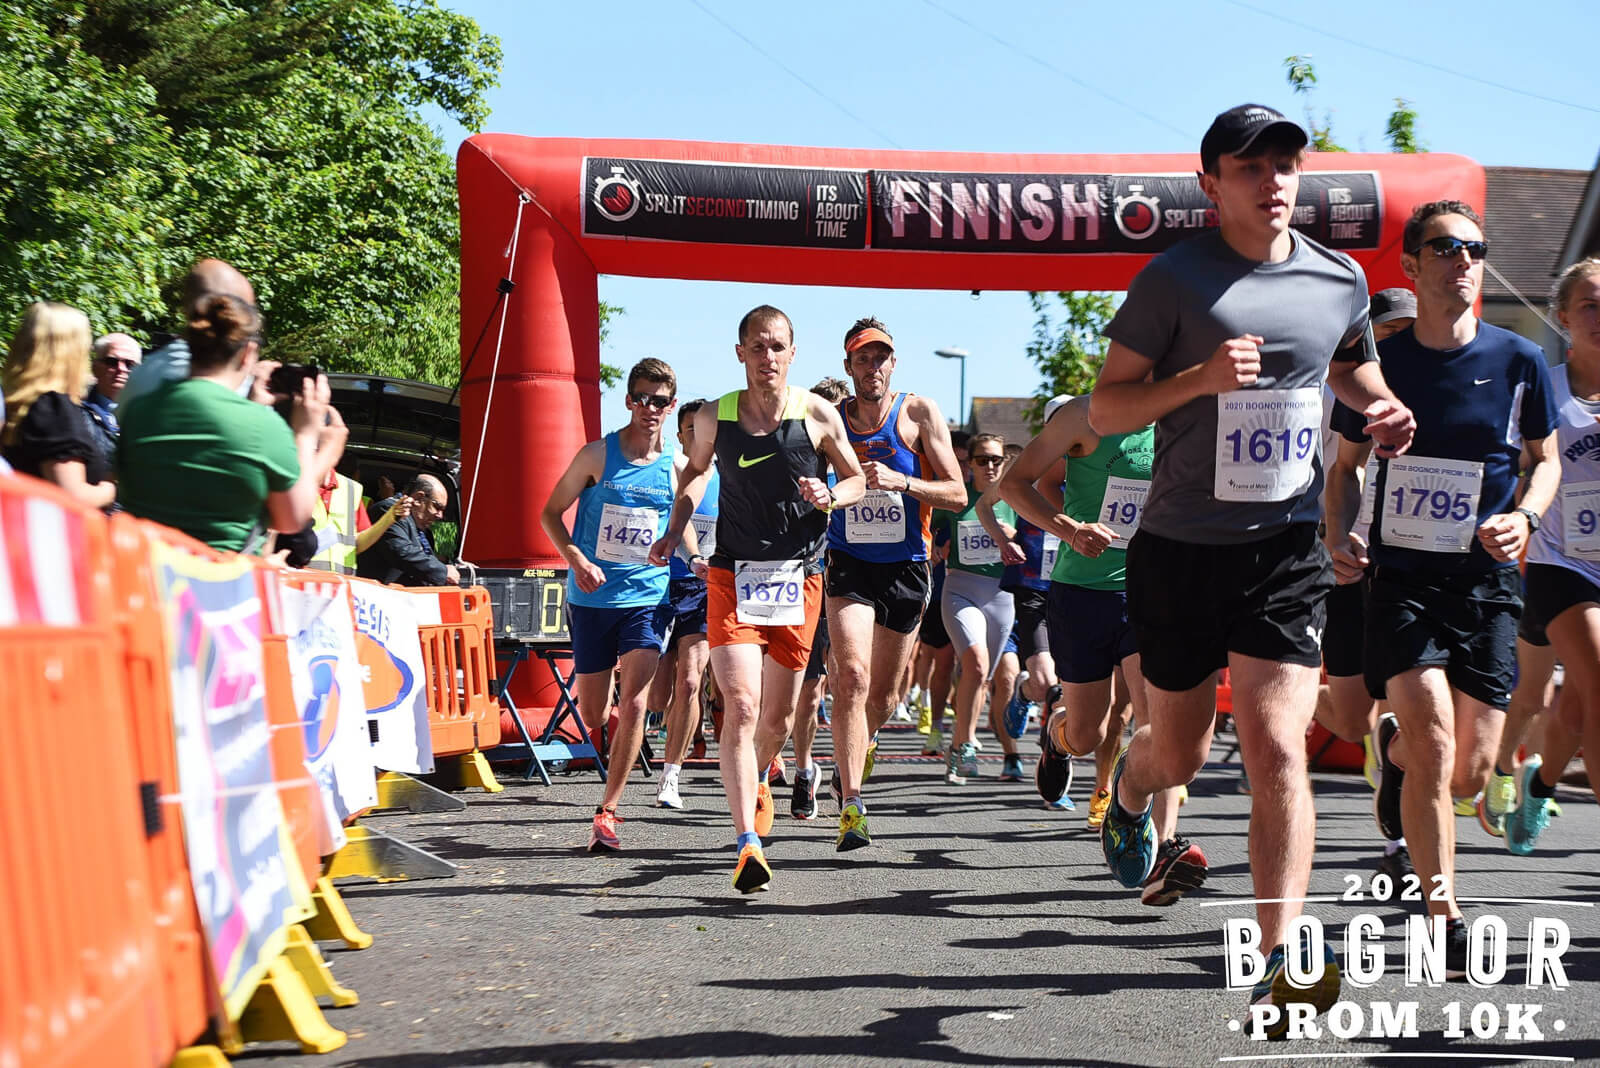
[941,568,1015,682]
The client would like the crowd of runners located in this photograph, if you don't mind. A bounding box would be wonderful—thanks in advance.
[542,104,1600,1030]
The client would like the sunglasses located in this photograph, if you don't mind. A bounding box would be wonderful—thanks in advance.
[971,454,1005,466]
[98,356,139,369]
[1409,236,1489,261]
[629,392,673,410]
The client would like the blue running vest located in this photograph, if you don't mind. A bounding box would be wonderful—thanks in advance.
[827,392,929,562]
[569,431,674,608]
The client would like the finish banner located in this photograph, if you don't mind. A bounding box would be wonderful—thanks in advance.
[583,157,868,248]
[871,170,1382,253]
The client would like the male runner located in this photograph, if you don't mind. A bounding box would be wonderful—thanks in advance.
[1001,395,1204,905]
[650,305,865,892]
[541,358,693,850]
[655,399,719,809]
[1329,200,1558,971]
[825,318,965,849]
[1087,104,1414,1028]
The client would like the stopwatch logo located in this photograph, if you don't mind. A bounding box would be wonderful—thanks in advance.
[593,166,643,223]
[1115,184,1161,241]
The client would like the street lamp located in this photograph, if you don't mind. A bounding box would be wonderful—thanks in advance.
[935,347,969,430]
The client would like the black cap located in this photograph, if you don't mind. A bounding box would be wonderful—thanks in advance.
[1369,287,1418,325]
[1200,104,1308,172]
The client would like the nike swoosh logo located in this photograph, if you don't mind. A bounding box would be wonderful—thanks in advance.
[1474,378,1492,385]
[738,452,775,468]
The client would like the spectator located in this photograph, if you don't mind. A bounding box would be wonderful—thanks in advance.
[358,472,459,586]
[82,332,141,464]
[118,293,339,552]
[119,258,255,410]
[1,302,115,510]
[277,463,412,573]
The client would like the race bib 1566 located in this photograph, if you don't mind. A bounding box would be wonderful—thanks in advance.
[956,519,1000,566]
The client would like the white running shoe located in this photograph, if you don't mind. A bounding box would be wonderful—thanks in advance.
[656,772,683,809]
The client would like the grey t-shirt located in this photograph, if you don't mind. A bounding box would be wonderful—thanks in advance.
[1105,230,1369,545]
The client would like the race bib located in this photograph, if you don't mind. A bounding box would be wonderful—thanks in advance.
[1355,454,1380,532]
[1097,476,1151,541]
[734,559,805,626]
[594,502,658,564]
[1040,534,1062,576]
[1561,480,1600,560]
[956,519,1000,566]
[1381,456,1483,554]
[1214,388,1322,502]
[844,490,906,544]
[690,513,717,560]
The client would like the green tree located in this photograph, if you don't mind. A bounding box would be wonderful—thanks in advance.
[1384,98,1426,154]
[1,0,502,385]
[598,300,622,389]
[1023,291,1119,431]
[1283,56,1424,154]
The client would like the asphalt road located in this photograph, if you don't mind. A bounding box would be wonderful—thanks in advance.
[243,723,1600,1068]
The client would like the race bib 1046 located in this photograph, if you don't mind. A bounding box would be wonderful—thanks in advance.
[1381,456,1483,554]
[734,559,805,626]
[1214,388,1322,502]
[1561,480,1600,560]
[595,502,659,564]
[1097,476,1150,541]
[844,490,906,544]
[956,519,1000,566]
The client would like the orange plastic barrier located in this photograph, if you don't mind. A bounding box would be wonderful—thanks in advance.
[413,585,502,757]
[1,475,171,1068]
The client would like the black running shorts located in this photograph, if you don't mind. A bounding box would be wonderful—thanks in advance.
[1518,561,1600,649]
[1126,523,1332,693]
[1364,564,1520,710]
[824,550,931,635]
[1321,572,1368,679]
[804,604,831,680]
[1006,586,1050,662]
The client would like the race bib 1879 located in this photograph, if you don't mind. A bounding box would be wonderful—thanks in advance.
[1381,456,1483,554]
[1214,388,1322,502]
[1097,476,1150,541]
[594,502,659,564]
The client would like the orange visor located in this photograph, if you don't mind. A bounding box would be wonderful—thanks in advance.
[844,327,894,353]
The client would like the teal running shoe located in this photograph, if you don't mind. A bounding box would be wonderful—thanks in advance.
[1099,751,1156,888]
[1250,941,1341,1040]
[1003,688,1029,739]
[1506,758,1556,856]
[837,800,871,852]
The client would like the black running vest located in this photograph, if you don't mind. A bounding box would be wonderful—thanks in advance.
[711,386,828,573]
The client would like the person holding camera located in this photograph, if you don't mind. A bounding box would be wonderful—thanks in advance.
[358,473,458,586]
[117,293,341,553]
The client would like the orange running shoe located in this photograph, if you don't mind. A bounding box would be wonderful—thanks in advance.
[754,781,775,837]
[732,842,772,893]
[1086,789,1112,829]
[588,806,622,852]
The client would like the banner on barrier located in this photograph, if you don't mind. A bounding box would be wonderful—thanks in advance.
[280,581,378,843]
[349,580,435,775]
[151,542,311,1019]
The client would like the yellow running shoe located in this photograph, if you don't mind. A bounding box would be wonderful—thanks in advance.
[1087,788,1112,829]
[1362,733,1379,791]
[754,781,775,837]
[1453,795,1479,817]
[837,801,871,851]
[1177,784,1189,806]
[732,843,772,893]
[864,739,878,781]
[916,700,932,735]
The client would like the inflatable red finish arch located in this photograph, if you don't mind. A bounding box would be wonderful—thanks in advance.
[456,135,1483,568]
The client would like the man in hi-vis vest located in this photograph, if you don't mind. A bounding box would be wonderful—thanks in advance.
[307,468,410,574]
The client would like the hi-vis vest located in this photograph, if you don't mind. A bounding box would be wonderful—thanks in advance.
[308,474,363,574]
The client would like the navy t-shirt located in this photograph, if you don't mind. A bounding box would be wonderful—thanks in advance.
[1332,322,1557,573]
[1001,515,1052,592]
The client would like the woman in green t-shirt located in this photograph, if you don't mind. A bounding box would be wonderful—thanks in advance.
[932,432,1017,784]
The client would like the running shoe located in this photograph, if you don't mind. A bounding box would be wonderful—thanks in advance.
[1086,788,1112,829]
[830,764,842,808]
[732,842,772,894]
[958,741,981,780]
[1373,712,1405,841]
[656,771,683,810]
[1100,752,1156,888]
[1362,733,1379,790]
[1177,783,1189,806]
[1375,845,1414,883]
[1034,734,1074,804]
[1046,794,1076,811]
[766,756,788,788]
[1506,758,1555,856]
[690,736,708,761]
[1250,941,1341,1040]
[1000,753,1025,782]
[1140,836,1209,907]
[922,727,944,757]
[1452,795,1478,817]
[792,769,817,821]
[754,781,775,837]
[945,745,966,785]
[837,801,871,851]
[1443,916,1470,980]
[916,699,933,735]
[1478,767,1517,838]
[891,702,913,724]
[588,806,622,852]
[864,739,878,781]
[1003,688,1029,739]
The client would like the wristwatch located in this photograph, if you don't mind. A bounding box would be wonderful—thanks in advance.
[1514,507,1541,532]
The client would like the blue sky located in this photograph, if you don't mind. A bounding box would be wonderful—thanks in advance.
[434,0,1600,424]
